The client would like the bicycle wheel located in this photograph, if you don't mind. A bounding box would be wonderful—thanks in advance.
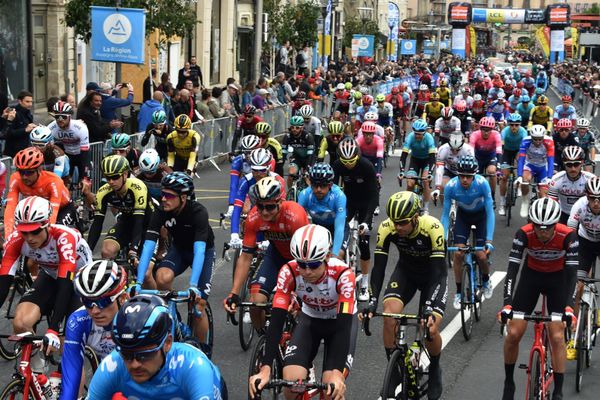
[460,264,474,341]
[576,303,588,392]
[248,335,280,400]
[381,349,409,400]
[528,350,543,400]
[0,378,35,400]
[506,176,514,227]
[203,302,214,359]
[238,274,255,351]
[473,261,482,322]
[82,346,99,395]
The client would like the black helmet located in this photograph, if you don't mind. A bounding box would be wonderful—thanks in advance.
[161,172,194,195]
[456,155,479,175]
[309,163,335,184]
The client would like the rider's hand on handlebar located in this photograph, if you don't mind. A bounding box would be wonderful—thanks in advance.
[432,189,440,199]
[229,233,243,249]
[223,292,241,313]
[498,305,513,323]
[225,205,234,218]
[358,223,370,235]
[43,329,61,356]
[249,366,271,399]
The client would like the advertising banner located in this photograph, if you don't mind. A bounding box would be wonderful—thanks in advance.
[400,40,416,55]
[447,2,472,27]
[388,2,400,61]
[472,8,547,24]
[535,26,550,57]
[469,25,477,56]
[525,9,546,24]
[91,6,146,64]
[547,4,570,28]
[550,29,565,52]
[452,28,466,58]
[352,35,374,57]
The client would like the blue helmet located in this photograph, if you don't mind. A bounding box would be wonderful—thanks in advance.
[412,119,428,132]
[520,94,531,103]
[457,155,478,175]
[309,162,335,184]
[534,88,544,95]
[112,295,173,350]
[161,171,194,195]
[508,113,522,123]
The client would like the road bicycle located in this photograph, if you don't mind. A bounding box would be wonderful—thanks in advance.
[137,289,214,359]
[343,217,365,295]
[574,276,600,392]
[398,169,432,199]
[253,379,333,400]
[363,312,431,400]
[499,164,518,227]
[286,161,309,203]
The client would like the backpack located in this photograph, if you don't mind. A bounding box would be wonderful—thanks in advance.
[295,52,304,67]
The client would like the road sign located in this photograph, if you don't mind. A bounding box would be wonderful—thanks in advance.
[91,6,146,64]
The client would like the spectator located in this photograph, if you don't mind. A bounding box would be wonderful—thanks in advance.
[267,80,282,107]
[252,88,269,111]
[157,72,171,91]
[172,88,197,122]
[241,80,255,108]
[76,91,121,143]
[1,106,16,141]
[183,79,196,102]
[297,45,309,76]
[280,72,298,103]
[85,82,101,95]
[143,68,158,102]
[4,90,35,157]
[220,83,240,116]
[60,93,77,113]
[138,91,165,132]
[196,89,213,121]
[189,56,204,89]
[208,87,227,118]
[161,83,176,123]
[177,62,192,90]
[276,40,291,75]
[99,82,134,121]
[44,96,60,125]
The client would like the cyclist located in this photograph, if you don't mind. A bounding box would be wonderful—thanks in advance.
[48,100,91,183]
[87,155,154,262]
[0,196,92,353]
[574,118,596,172]
[516,94,533,127]
[30,125,70,180]
[552,118,580,172]
[249,224,355,400]
[434,106,461,145]
[135,148,173,202]
[436,79,452,107]
[111,133,141,172]
[317,120,345,164]
[422,92,443,128]
[282,115,315,188]
[364,191,446,400]
[225,135,262,217]
[469,116,502,201]
[500,198,578,400]
[232,104,263,151]
[386,87,405,135]
[498,113,527,216]
[531,87,545,107]
[433,134,475,204]
[362,111,385,138]
[62,260,128,400]
[520,70,536,96]
[224,177,309,330]
[415,84,431,118]
[255,121,284,176]
[135,172,215,353]
[354,95,377,133]
[486,93,510,127]
[332,137,378,301]
[375,93,393,129]
[298,104,323,149]
[553,95,577,127]
[356,121,384,214]
[349,91,363,120]
[166,114,201,174]
[4,147,77,239]
[333,84,351,117]
[399,119,436,213]
[507,88,522,113]
[441,155,495,309]
[454,86,474,110]
[452,100,471,135]
[292,91,312,115]
[471,94,487,123]
[547,146,595,224]
[515,124,555,218]
[527,95,553,131]
[487,80,505,102]
[88,295,226,399]
[141,109,171,160]
[535,69,548,91]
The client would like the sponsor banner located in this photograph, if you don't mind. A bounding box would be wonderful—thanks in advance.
[486,9,525,24]
[448,2,472,26]
[546,4,570,27]
[91,6,146,64]
[400,40,416,55]
[352,35,374,57]
[525,9,546,24]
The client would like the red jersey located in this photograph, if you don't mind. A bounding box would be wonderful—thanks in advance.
[236,115,263,132]
[242,201,309,259]
[386,94,404,109]
[273,258,356,319]
[417,92,431,107]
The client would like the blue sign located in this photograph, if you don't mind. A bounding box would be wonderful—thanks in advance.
[472,8,487,23]
[353,35,375,57]
[400,40,417,55]
[91,7,146,64]
[423,40,435,55]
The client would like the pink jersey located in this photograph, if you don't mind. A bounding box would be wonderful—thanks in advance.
[469,129,502,158]
[356,134,384,159]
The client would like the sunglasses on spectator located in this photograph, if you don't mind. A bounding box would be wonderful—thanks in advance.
[257,203,277,211]
[297,260,322,269]
[18,169,37,176]
[564,162,582,168]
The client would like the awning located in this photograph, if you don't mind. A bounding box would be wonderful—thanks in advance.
[571,14,600,21]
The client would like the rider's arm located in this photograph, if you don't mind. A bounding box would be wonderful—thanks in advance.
[3,174,20,238]
[503,228,527,306]
[545,138,555,178]
[546,108,554,131]
[185,131,201,172]
[374,136,384,174]
[87,352,125,399]
[262,265,294,367]
[306,133,316,165]
[318,137,328,161]
[527,107,536,129]
[330,268,356,372]
[231,178,251,235]
[166,133,176,167]
[426,221,448,316]
[399,138,410,171]
[516,139,528,177]
[87,186,110,251]
[370,222,393,302]
[0,233,23,307]
[481,178,495,242]
[189,206,211,288]
[53,155,67,178]
[60,311,91,400]
[332,190,347,257]
[47,179,63,225]
[79,123,92,178]
[228,156,243,205]
[50,232,78,332]
[440,183,454,240]
[136,208,164,285]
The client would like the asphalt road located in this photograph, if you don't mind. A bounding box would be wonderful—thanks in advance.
[0,89,599,399]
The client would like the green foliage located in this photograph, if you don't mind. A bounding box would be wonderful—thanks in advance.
[343,16,380,48]
[582,3,599,15]
[264,0,320,49]
[64,0,198,43]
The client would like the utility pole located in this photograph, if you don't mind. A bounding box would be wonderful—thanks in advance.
[254,0,264,82]
[115,0,122,84]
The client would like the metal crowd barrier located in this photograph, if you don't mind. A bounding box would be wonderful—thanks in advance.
[552,76,600,138]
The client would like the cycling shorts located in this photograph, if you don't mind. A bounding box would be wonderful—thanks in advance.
[157,247,215,299]
[476,156,497,172]
[20,270,81,316]
[453,210,487,247]
[105,214,151,250]
[251,245,289,297]
[523,163,548,182]
[407,157,430,175]
[345,202,372,261]
[578,236,600,277]
[512,266,568,314]
[501,150,519,166]
[57,202,79,230]
[443,168,457,180]
[172,155,191,172]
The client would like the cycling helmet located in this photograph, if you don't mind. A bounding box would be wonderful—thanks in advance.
[296,91,307,100]
[161,171,194,195]
[353,91,363,100]
[290,224,332,263]
[248,148,273,170]
[363,95,373,106]
[240,134,262,153]
[535,88,544,95]
[364,111,378,121]
[561,95,572,103]
[112,295,173,351]
[244,104,257,115]
[412,119,428,132]
[576,118,591,129]
[14,147,44,170]
[328,121,344,135]
[386,191,421,223]
[251,176,282,202]
[520,94,531,102]
[361,121,377,134]
[497,92,506,100]
[14,196,52,232]
[456,155,479,175]
[151,110,167,124]
[585,176,600,196]
[139,149,161,174]
[555,118,572,130]
[478,116,496,129]
[493,80,502,88]
[454,100,467,112]
[439,79,448,86]
[255,122,272,137]
[30,125,54,146]
[562,145,584,162]
[508,113,522,123]
[309,163,334,184]
[448,134,464,151]
[463,86,471,93]
[536,95,548,105]
[75,260,127,300]
[441,107,454,119]
[376,94,386,103]
[298,104,314,118]
[290,115,304,127]
[111,133,131,150]
[419,84,428,91]
[513,88,522,97]
[335,83,345,91]
[391,87,400,95]
[359,86,369,95]
[101,155,130,176]
[529,124,547,139]
[528,198,560,227]
[337,137,360,161]
[430,93,440,101]
[174,114,192,130]
[52,101,73,115]
[345,82,353,90]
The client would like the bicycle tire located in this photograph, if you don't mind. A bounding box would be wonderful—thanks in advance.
[460,264,474,341]
[528,350,543,400]
[248,335,281,400]
[0,275,30,361]
[82,345,99,395]
[0,378,35,400]
[473,261,482,322]
[506,176,514,227]
[238,275,254,351]
[381,348,409,400]
[286,187,297,202]
[576,303,588,392]
[203,302,214,359]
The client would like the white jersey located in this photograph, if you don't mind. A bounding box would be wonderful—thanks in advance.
[454,94,474,109]
[376,102,393,118]
[568,197,600,242]
[435,143,475,186]
[48,119,90,155]
[434,116,461,139]
[548,171,596,215]
[304,116,322,137]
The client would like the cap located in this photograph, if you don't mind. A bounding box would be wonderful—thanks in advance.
[258,88,269,95]
[86,82,101,91]
[100,82,113,91]
[228,84,238,90]
[16,222,43,233]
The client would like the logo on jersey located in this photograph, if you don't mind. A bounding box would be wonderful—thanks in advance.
[57,233,76,264]
[338,273,354,299]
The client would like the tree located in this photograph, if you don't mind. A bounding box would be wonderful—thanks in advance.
[342,16,380,48]
[64,0,198,43]
[263,0,320,49]
[583,3,599,15]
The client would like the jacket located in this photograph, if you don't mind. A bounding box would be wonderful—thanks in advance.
[4,104,33,157]
[138,100,165,132]
[76,105,112,143]
[99,91,133,121]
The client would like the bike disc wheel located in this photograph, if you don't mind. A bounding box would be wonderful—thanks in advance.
[238,275,255,351]
[460,264,474,341]
[576,303,588,392]
[381,349,409,400]
[528,350,543,400]
[0,378,35,400]
[247,335,280,400]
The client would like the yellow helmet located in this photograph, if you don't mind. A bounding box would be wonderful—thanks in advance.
[174,114,192,130]
[386,191,421,223]
[101,155,130,176]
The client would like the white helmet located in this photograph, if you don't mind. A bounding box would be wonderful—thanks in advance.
[74,260,127,299]
[298,104,314,118]
[248,148,273,170]
[14,196,52,232]
[529,124,546,139]
[473,94,482,101]
[30,125,54,146]
[364,111,378,121]
[528,198,561,227]
[336,83,345,91]
[290,224,332,263]
[139,149,161,174]
[497,92,505,99]
[419,84,428,91]
[576,118,591,129]
[586,176,600,196]
[240,134,261,153]
[448,134,464,150]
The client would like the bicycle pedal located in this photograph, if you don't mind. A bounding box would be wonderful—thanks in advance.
[518,363,528,370]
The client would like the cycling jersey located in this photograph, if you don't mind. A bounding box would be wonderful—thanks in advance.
[304,116,322,138]
[501,126,527,152]
[88,342,224,400]
[434,116,461,139]
[41,145,70,178]
[61,307,115,400]
[423,102,444,123]
[521,77,535,93]
[436,87,451,106]
[264,138,284,175]
[517,136,555,177]
[354,105,378,124]
[141,123,172,160]
[415,92,430,114]
[487,87,505,101]
[228,154,252,205]
[357,124,385,139]
[576,131,596,159]
[528,106,554,130]
[282,130,315,168]
[516,102,534,124]
[333,91,351,114]
[552,132,580,167]
[4,170,72,238]
[318,135,343,162]
[548,171,595,215]
[135,164,172,201]
[553,104,577,123]
[568,197,600,242]
[48,119,90,155]
[507,95,520,112]
[469,129,502,162]
[232,115,264,151]
[356,134,384,174]
[166,129,201,172]
[486,101,510,121]
[297,184,347,256]
[376,102,394,127]
[434,143,475,186]
[401,131,436,160]
[471,100,487,119]
[535,73,548,90]
[454,94,474,109]
[332,156,378,209]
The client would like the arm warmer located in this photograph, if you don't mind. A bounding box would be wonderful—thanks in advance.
[190,241,207,287]
[87,215,105,251]
[262,307,288,368]
[137,239,157,285]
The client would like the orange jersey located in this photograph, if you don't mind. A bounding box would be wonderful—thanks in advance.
[4,171,71,238]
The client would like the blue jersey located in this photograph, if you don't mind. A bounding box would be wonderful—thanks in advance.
[231,172,256,235]
[516,103,534,122]
[61,307,115,400]
[297,184,347,256]
[441,174,495,242]
[88,342,223,400]
[228,154,251,205]
[355,105,377,123]
[553,104,577,122]
[486,101,510,121]
[402,131,436,160]
[501,126,527,152]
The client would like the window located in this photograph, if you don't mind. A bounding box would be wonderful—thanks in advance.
[0,1,30,103]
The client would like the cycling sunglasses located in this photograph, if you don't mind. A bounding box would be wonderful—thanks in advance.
[161,191,179,200]
[564,162,582,168]
[256,203,277,212]
[509,123,521,126]
[54,114,70,121]
[587,195,600,203]
[105,174,122,181]
[533,223,556,231]
[82,294,118,310]
[311,182,331,189]
[393,219,412,227]
[18,169,37,177]
[297,260,322,269]
[340,156,359,166]
[120,336,167,362]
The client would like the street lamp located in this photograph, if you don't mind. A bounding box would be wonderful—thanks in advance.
[357,6,373,26]
[321,0,328,67]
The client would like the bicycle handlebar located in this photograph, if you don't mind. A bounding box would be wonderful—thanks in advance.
[254,379,333,399]
[508,312,564,323]
[361,312,431,340]
[447,246,486,253]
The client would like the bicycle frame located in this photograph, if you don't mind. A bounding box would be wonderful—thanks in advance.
[447,246,485,307]
[1,334,48,400]
[137,290,201,340]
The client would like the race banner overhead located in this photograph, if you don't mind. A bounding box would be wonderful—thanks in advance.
[447,2,472,27]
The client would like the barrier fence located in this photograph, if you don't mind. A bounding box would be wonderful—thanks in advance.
[552,76,600,138]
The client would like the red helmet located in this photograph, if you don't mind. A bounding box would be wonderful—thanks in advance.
[561,95,572,103]
[513,88,522,97]
[516,81,525,89]
[493,80,502,88]
[363,95,373,106]
[454,100,467,112]
[361,121,377,133]
[391,87,399,95]
[479,116,496,129]
[556,118,572,130]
